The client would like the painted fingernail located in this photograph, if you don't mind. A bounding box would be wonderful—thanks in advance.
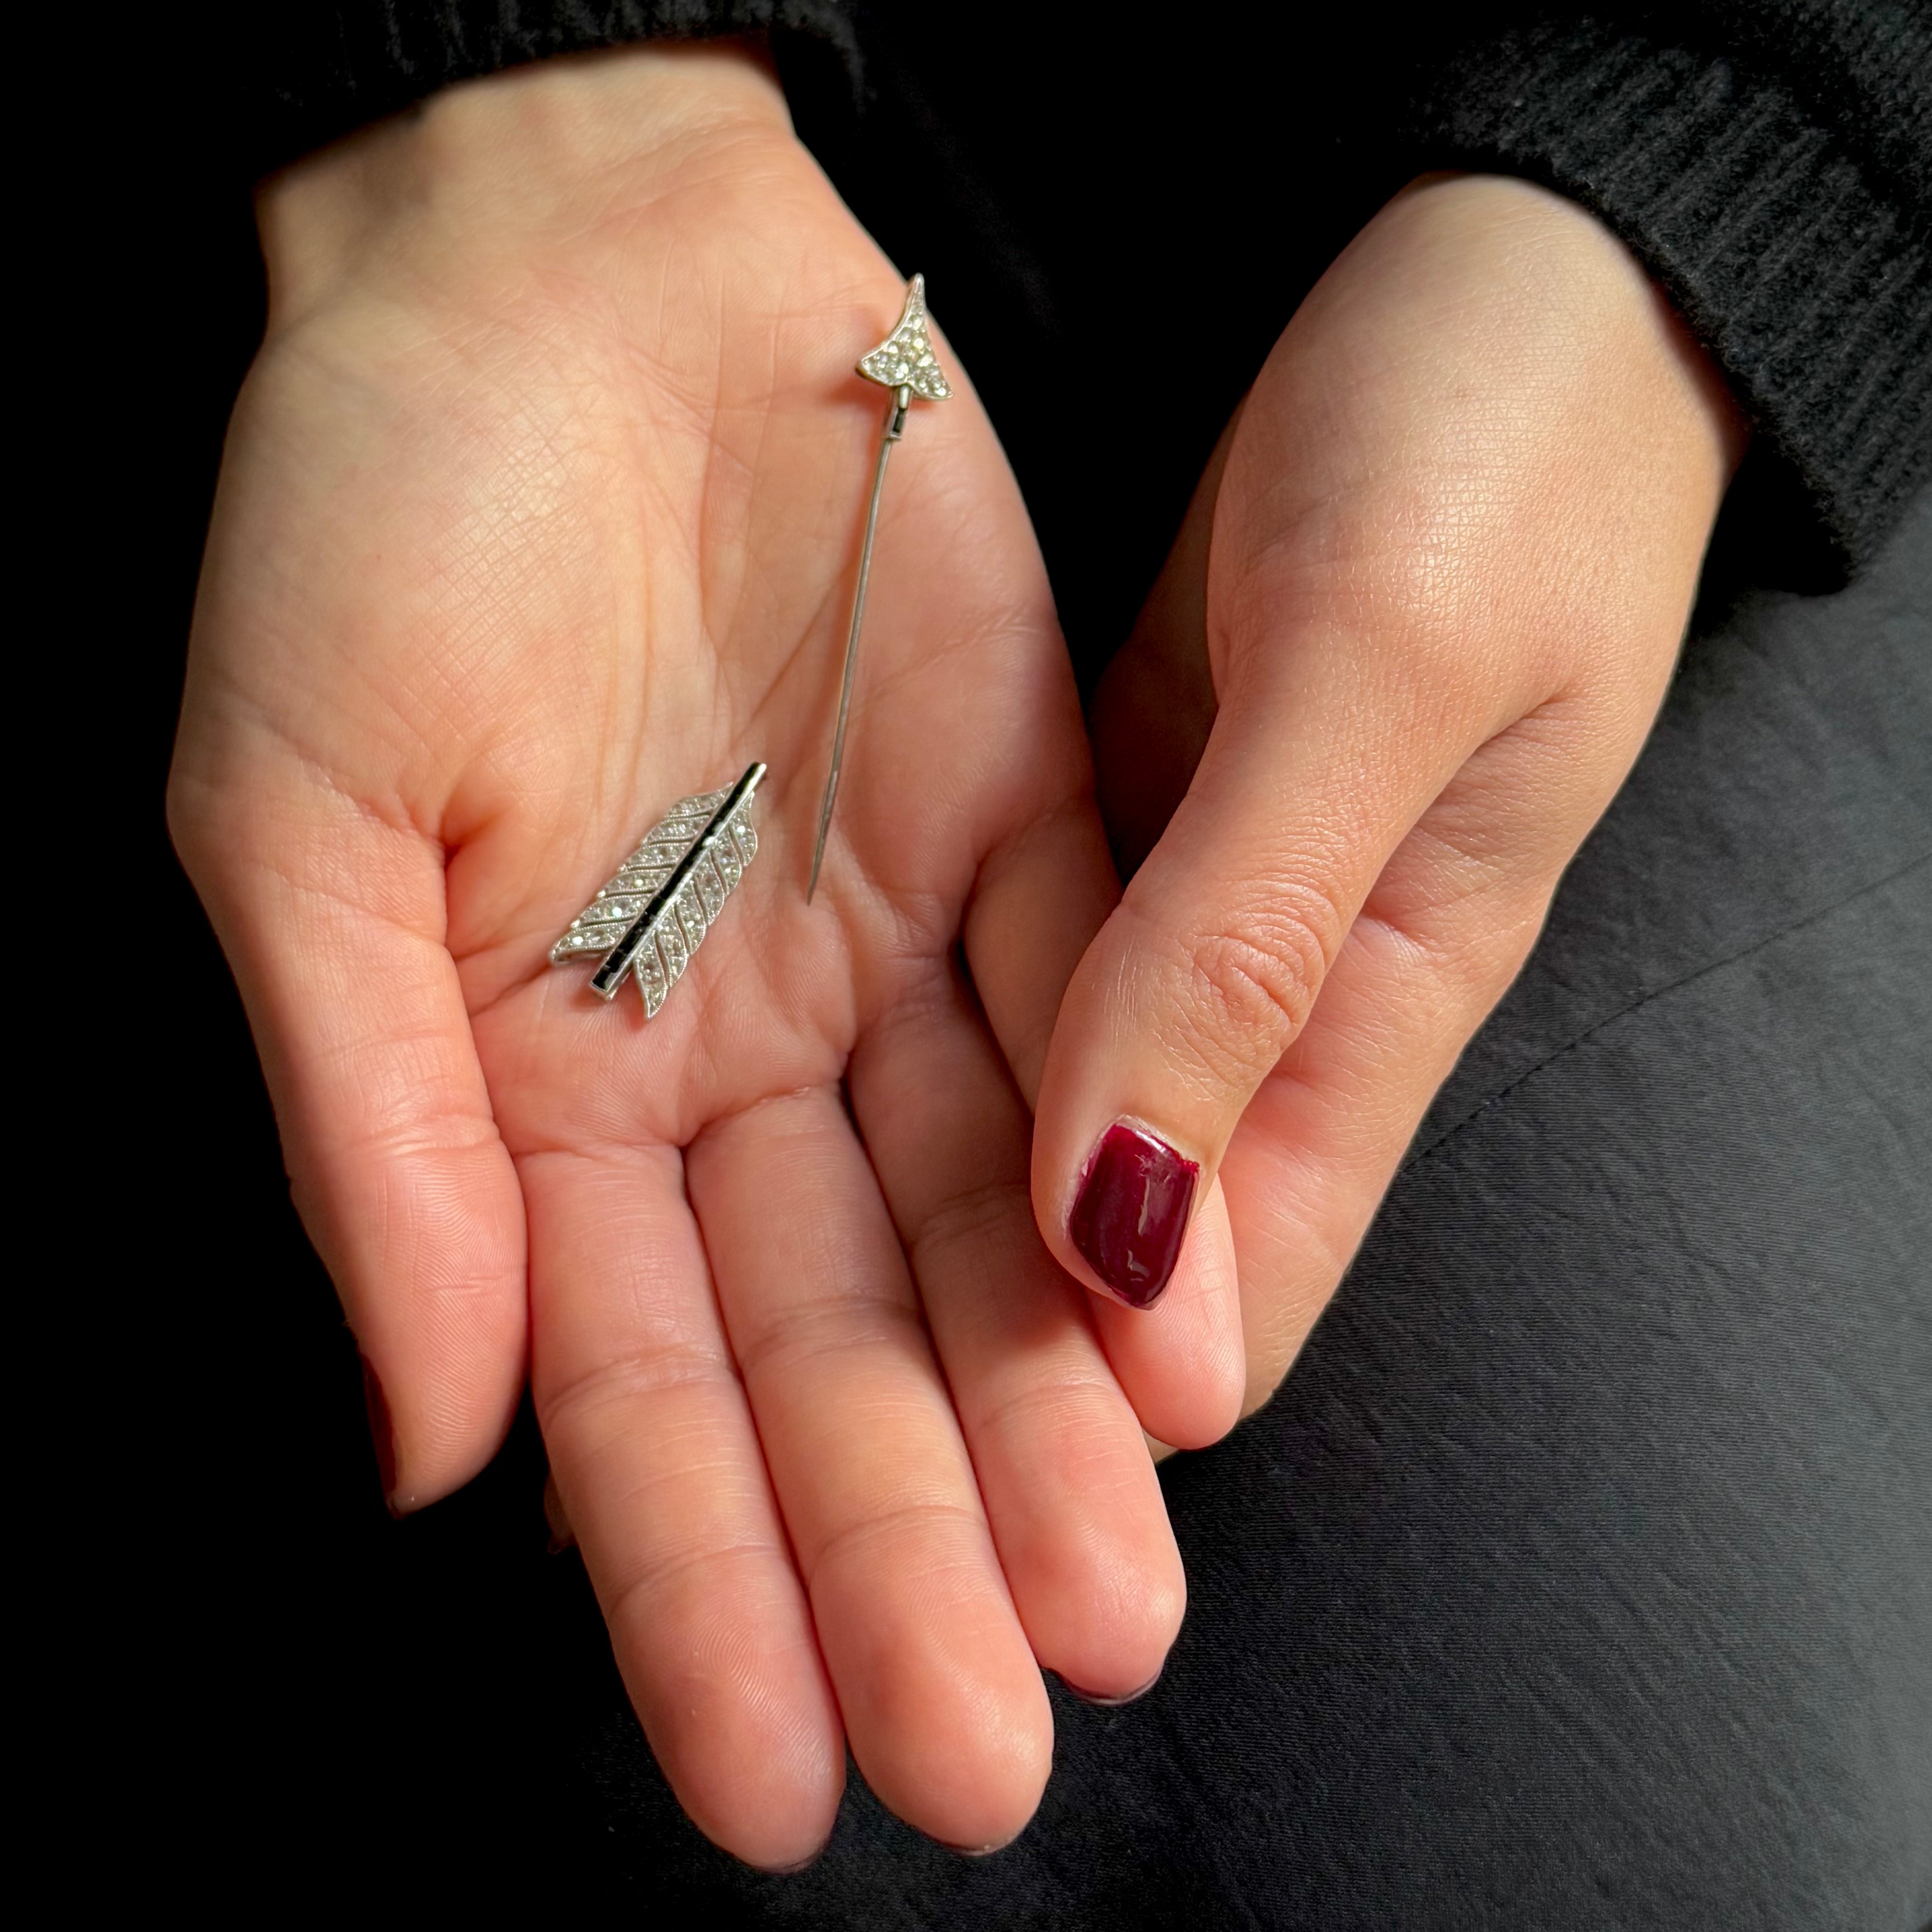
[1068,1122,1197,1309]
[1060,1669,1162,1708]
[359,1354,399,1512]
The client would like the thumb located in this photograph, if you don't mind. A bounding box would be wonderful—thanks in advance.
[1036,169,1742,1315]
[170,751,528,1512]
[1033,609,1481,1311]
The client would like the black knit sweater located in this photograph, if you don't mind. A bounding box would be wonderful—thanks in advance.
[230,2,1931,602]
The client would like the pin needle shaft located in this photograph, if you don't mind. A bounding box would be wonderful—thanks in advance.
[808,384,911,902]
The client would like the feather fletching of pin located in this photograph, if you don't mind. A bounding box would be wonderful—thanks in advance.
[550,764,765,1016]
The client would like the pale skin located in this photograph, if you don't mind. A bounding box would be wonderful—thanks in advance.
[169,41,1741,1872]
[1066,168,1745,1417]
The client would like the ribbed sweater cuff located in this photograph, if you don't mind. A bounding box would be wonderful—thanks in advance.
[1412,18,1932,585]
[238,0,858,182]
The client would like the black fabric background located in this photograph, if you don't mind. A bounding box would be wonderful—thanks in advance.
[81,9,1932,1923]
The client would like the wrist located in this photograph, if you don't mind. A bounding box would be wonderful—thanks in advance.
[1221,172,1748,694]
[257,39,796,328]
[1395,172,1748,487]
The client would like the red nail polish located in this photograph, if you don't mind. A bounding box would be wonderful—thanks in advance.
[359,1354,398,1508]
[1068,1122,1197,1309]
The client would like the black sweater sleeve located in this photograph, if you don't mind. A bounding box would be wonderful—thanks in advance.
[237,1,859,180]
[237,0,1930,587]
[1406,6,1932,583]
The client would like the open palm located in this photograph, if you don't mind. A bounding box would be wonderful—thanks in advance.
[170,47,1239,1866]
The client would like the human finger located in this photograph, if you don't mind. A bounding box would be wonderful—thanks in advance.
[1219,700,1660,1412]
[1030,620,1498,1313]
[964,785,1120,1109]
[168,754,526,1511]
[1034,173,1739,1316]
[685,1087,1053,1854]
[850,962,1213,1697]
[962,787,1247,1450]
[524,1137,846,1870]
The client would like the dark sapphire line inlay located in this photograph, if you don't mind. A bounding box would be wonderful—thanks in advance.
[588,766,761,999]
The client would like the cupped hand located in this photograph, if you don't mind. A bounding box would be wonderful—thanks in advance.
[169,44,1241,1867]
[1045,173,1743,1418]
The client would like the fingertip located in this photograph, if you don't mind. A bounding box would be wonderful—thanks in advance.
[938,1693,1055,1856]
[1029,1518,1186,1706]
[844,1639,1053,1855]
[358,1353,402,1515]
[337,1133,530,1512]
[749,1840,837,1877]
[964,790,1118,1110]
[704,1779,846,1877]
[364,1338,527,1515]
[1089,1176,1245,1452]
[613,1591,848,1872]
[722,1791,845,1877]
[352,1311,529,1517]
[1058,1665,1164,1708]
